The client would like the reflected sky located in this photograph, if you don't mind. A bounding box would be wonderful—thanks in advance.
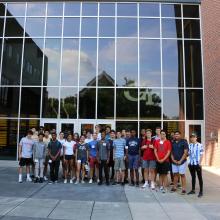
[81,18,97,37]
[139,18,160,38]
[82,3,97,16]
[117,18,137,37]
[46,18,62,37]
[63,18,80,37]
[117,3,137,16]
[27,3,46,16]
[6,3,25,16]
[100,3,115,16]
[139,3,159,17]
[64,2,80,16]
[47,3,63,16]
[25,17,45,37]
[99,18,115,37]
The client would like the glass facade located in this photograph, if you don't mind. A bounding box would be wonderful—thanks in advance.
[0,2,204,159]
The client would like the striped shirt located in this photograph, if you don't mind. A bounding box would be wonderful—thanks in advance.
[113,138,126,158]
[188,142,204,165]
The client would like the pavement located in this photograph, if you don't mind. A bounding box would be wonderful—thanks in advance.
[0,161,219,220]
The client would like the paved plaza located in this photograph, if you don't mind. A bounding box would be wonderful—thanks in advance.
[0,162,220,220]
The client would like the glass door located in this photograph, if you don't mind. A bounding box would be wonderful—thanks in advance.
[40,119,57,133]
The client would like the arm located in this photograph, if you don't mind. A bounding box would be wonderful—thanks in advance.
[177,149,188,165]
[161,150,171,163]
[154,148,160,162]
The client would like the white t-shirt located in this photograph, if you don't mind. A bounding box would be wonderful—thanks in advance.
[63,140,76,155]
[58,139,65,156]
[20,137,34,158]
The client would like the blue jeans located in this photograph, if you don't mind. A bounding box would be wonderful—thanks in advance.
[128,154,139,169]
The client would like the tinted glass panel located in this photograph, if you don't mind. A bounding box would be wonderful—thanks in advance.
[63,18,80,37]
[42,87,59,118]
[163,89,184,120]
[117,3,137,16]
[97,88,114,119]
[139,19,160,38]
[25,18,45,37]
[44,39,61,86]
[0,3,6,16]
[0,119,18,160]
[79,87,96,119]
[20,87,41,118]
[139,3,159,17]
[99,18,115,37]
[163,40,184,87]
[185,40,202,87]
[19,119,40,140]
[81,18,97,37]
[0,18,4,36]
[64,2,80,16]
[140,88,161,120]
[183,5,199,18]
[98,38,115,86]
[46,18,62,37]
[1,38,23,85]
[116,121,138,133]
[22,38,44,86]
[0,87,19,117]
[140,40,161,87]
[162,19,182,38]
[60,88,77,119]
[117,18,137,37]
[47,3,63,16]
[100,3,115,16]
[140,122,162,136]
[163,121,185,139]
[186,89,203,120]
[6,3,25,16]
[161,4,181,17]
[61,39,79,86]
[27,3,46,16]
[82,3,97,16]
[116,89,138,119]
[5,17,24,37]
[184,19,200,39]
[117,39,138,87]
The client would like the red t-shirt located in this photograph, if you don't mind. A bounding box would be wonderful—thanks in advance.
[142,139,156,161]
[154,139,171,162]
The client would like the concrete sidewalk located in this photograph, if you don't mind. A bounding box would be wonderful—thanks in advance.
[0,164,219,220]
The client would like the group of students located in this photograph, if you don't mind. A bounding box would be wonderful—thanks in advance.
[18,125,204,197]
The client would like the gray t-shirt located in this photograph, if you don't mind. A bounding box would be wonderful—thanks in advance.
[97,140,110,160]
[76,143,88,160]
[19,137,34,158]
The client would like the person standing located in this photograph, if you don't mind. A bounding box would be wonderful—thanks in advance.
[48,133,62,184]
[58,132,65,179]
[187,133,204,198]
[108,130,116,181]
[171,131,189,194]
[43,129,51,181]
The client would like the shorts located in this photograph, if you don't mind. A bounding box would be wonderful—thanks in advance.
[89,156,98,168]
[77,157,87,164]
[156,162,170,175]
[142,160,156,169]
[128,154,139,170]
[19,158,33,167]
[172,161,187,175]
[114,157,125,171]
[64,155,73,161]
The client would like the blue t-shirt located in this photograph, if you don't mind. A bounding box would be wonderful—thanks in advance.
[172,139,189,164]
[113,138,126,158]
[126,137,140,155]
[88,140,98,157]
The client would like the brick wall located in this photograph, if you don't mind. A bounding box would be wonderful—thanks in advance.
[201,0,220,167]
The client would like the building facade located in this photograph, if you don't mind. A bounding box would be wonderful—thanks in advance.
[0,0,204,160]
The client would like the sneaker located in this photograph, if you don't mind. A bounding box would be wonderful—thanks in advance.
[170,182,174,186]
[151,182,155,190]
[48,181,53,184]
[198,192,203,198]
[162,188,166,194]
[98,182,103,185]
[181,190,186,195]
[106,182,110,186]
[34,177,39,183]
[70,179,73,184]
[177,183,181,188]
[81,180,85,184]
[142,182,149,188]
[97,179,100,183]
[26,177,32,182]
[112,181,116,185]
[130,181,135,186]
[170,188,177,193]
[54,180,58,184]
[160,186,164,192]
[121,182,125,186]
[39,178,43,183]
[71,177,76,181]
[75,180,79,185]
[18,176,22,183]
[136,182,139,187]
[64,179,67,184]
[187,190,196,195]
[44,176,48,181]
[89,179,93,184]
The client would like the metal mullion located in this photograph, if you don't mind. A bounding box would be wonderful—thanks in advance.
[137,2,140,137]
[114,2,117,127]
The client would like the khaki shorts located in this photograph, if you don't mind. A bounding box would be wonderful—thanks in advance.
[114,157,125,171]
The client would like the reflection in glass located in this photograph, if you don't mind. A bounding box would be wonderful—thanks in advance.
[0,87,19,117]
[184,19,200,39]
[186,89,203,120]
[139,3,159,17]
[140,89,161,120]
[140,122,162,136]
[117,3,137,16]
[81,18,97,37]
[163,89,184,120]
[60,88,77,119]
[0,18,4,36]
[25,18,45,37]
[161,4,181,17]
[0,3,6,16]
[64,2,80,16]
[99,18,115,37]
[82,3,97,16]
[163,121,185,138]
[116,121,138,133]
[117,18,137,37]
[46,18,62,37]
[19,119,39,140]
[116,89,138,119]
[42,87,59,118]
[27,3,46,16]
[22,38,44,85]
[163,40,184,87]
[0,119,18,160]
[79,87,96,119]
[98,88,114,119]
[162,19,182,38]
[20,87,41,118]
[139,18,160,38]
[1,38,23,85]
[61,39,79,86]
[47,3,63,16]
[6,3,25,16]
[100,3,115,16]
[185,40,202,87]
[140,40,161,87]
[5,17,24,37]
[117,39,138,87]
[44,39,61,86]
[98,38,115,86]
[63,18,80,37]
[79,39,97,86]
[183,5,199,18]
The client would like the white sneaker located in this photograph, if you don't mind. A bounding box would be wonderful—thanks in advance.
[64,179,67,184]
[75,180,79,184]
[81,180,85,184]
[44,176,48,181]
[89,179,93,184]
[151,182,155,190]
[18,177,22,183]
[142,182,149,188]
[71,177,76,181]
[70,179,73,184]
[97,179,100,183]
[26,177,32,182]
[160,186,164,192]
